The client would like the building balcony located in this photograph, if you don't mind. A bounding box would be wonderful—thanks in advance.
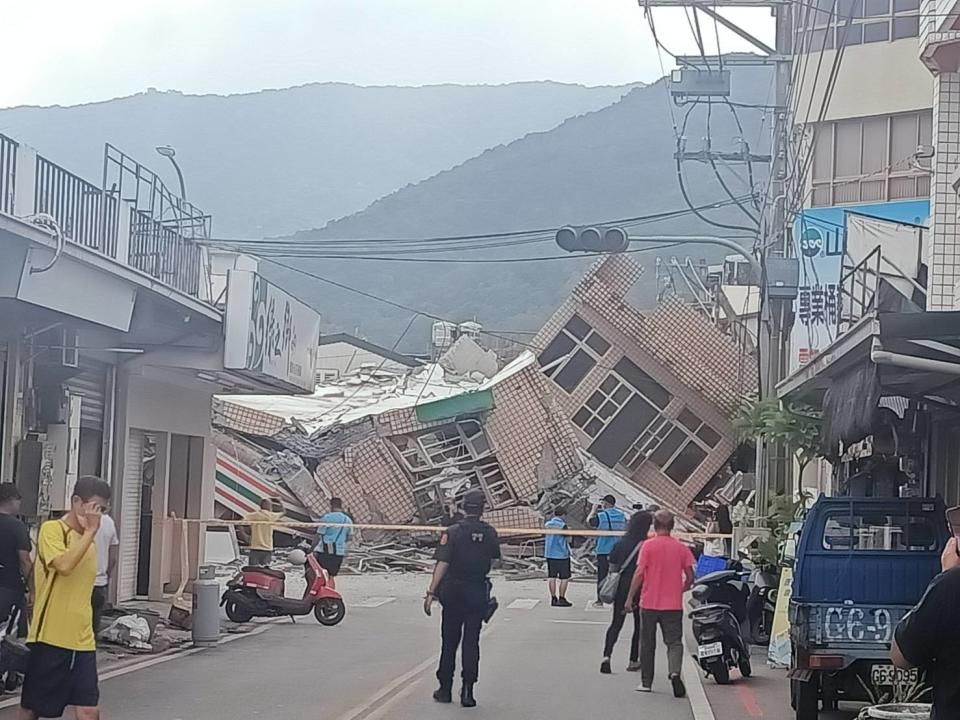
[0,133,213,303]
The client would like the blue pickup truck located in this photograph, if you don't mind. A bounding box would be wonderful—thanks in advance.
[789,496,949,719]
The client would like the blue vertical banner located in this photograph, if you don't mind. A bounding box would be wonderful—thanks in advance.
[789,200,930,373]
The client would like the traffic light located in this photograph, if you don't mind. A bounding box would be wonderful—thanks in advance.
[554,226,630,253]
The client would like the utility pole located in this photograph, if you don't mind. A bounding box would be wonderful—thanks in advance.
[634,0,797,522]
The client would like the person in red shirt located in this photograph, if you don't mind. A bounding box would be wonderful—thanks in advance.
[625,510,695,697]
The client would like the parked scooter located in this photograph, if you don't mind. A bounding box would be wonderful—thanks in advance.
[689,568,752,684]
[221,549,346,626]
[746,567,778,646]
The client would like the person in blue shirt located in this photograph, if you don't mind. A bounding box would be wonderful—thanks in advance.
[588,495,626,607]
[315,497,353,582]
[544,507,572,607]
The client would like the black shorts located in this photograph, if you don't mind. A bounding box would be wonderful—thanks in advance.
[546,558,572,580]
[316,552,344,577]
[21,643,99,717]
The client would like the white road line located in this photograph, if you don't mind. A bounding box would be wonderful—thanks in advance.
[550,619,607,625]
[354,597,396,608]
[0,621,279,710]
[333,654,438,720]
[584,601,608,612]
[682,635,717,720]
[507,598,540,610]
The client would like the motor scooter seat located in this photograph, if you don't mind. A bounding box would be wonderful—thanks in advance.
[243,566,286,580]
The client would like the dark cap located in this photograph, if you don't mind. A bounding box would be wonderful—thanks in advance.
[602,494,616,505]
[462,489,486,512]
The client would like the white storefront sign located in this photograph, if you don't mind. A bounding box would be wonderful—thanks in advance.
[224,270,320,392]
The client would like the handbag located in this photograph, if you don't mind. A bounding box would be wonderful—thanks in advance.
[598,540,641,605]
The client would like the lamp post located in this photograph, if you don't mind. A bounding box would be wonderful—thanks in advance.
[155,145,187,201]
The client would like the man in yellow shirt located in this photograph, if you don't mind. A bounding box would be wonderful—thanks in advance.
[19,475,111,720]
[241,498,284,566]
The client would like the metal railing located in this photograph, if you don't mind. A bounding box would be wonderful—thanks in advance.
[128,208,203,297]
[34,155,118,256]
[0,134,16,215]
[839,245,882,334]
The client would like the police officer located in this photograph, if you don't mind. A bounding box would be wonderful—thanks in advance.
[423,488,500,708]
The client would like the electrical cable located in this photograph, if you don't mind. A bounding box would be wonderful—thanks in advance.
[705,98,760,225]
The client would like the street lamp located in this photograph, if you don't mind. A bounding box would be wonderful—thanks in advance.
[155,145,187,201]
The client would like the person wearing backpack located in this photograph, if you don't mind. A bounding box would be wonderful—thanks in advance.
[588,495,626,607]
[599,511,652,675]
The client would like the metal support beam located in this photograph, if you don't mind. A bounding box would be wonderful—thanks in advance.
[694,5,778,56]
[675,150,773,164]
[626,234,762,279]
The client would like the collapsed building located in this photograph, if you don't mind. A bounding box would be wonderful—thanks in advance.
[210,256,755,537]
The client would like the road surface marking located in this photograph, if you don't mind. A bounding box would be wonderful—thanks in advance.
[354,596,396,608]
[737,685,763,717]
[682,635,717,720]
[0,620,279,710]
[550,619,607,625]
[584,601,607,612]
[333,625,495,720]
[507,598,540,609]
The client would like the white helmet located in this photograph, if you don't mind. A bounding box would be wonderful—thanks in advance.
[287,549,307,565]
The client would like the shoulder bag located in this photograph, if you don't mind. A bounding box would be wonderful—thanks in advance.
[598,540,641,605]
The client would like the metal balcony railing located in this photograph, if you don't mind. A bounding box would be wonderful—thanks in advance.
[0,134,16,215]
[34,155,118,256]
[128,208,203,297]
[0,131,210,302]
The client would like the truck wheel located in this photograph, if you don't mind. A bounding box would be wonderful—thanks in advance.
[795,674,819,720]
[711,662,730,685]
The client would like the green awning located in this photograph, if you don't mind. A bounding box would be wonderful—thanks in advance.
[415,389,494,423]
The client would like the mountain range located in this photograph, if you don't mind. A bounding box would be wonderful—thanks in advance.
[0,81,636,237]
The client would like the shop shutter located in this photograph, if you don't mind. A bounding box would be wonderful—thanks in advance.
[63,360,107,430]
[117,429,143,601]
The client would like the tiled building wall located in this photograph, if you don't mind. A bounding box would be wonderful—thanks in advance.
[531,255,750,508]
[314,456,368,521]
[929,71,960,309]
[483,367,584,500]
[347,436,417,522]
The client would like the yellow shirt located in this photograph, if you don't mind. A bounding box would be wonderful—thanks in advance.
[243,510,284,551]
[28,519,97,651]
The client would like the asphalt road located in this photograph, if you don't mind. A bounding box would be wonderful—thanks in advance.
[0,576,705,720]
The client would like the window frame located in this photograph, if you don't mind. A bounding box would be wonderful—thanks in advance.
[538,314,611,394]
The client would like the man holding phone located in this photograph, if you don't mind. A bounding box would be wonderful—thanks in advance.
[891,508,960,719]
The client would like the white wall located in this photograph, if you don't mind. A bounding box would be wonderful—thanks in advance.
[125,374,213,438]
[794,39,933,123]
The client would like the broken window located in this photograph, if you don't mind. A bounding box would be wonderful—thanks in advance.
[572,374,635,438]
[538,314,611,393]
[390,419,494,472]
[613,357,671,408]
[618,406,720,485]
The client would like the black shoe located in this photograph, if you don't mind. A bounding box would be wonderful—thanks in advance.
[600,658,612,675]
[670,673,686,698]
[433,686,453,703]
[461,683,477,708]
[551,597,559,607]
[557,597,573,607]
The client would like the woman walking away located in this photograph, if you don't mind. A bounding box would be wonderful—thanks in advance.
[600,510,653,674]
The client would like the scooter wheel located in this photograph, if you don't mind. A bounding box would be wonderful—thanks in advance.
[314,598,346,626]
[739,656,752,678]
[711,662,730,685]
[224,598,253,624]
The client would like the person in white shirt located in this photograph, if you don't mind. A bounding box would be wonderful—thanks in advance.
[92,512,119,634]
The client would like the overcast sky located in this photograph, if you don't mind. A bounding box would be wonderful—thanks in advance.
[3,0,774,108]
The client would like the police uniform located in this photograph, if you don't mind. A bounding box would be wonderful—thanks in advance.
[432,492,500,707]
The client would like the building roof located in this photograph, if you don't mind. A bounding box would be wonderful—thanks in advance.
[318,332,422,368]
[219,351,536,436]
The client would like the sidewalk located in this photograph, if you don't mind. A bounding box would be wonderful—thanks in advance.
[698,645,857,720]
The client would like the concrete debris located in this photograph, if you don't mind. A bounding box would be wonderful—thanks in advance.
[439,336,499,380]
[101,615,153,651]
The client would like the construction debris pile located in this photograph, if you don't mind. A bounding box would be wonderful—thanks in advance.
[210,256,760,569]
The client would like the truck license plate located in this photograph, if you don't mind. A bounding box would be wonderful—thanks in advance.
[871,665,918,686]
[697,642,723,659]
